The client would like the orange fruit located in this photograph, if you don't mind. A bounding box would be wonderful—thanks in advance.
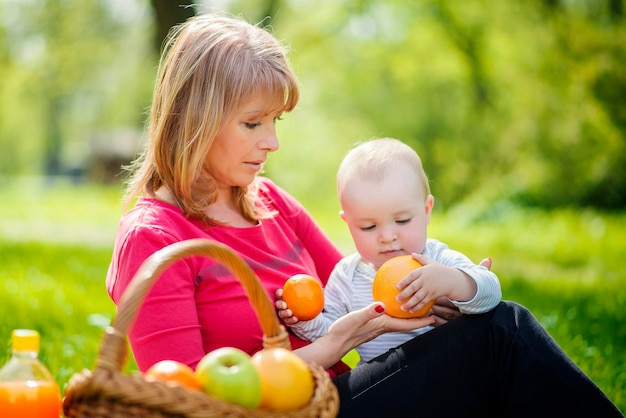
[282,274,324,321]
[144,360,202,391]
[372,255,435,318]
[251,347,315,411]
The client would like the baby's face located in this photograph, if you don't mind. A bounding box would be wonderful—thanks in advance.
[340,164,433,269]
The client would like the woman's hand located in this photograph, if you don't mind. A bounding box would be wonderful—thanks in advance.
[430,297,463,326]
[328,302,436,346]
[294,303,435,368]
[430,257,493,327]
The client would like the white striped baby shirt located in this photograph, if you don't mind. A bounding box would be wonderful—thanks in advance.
[289,238,502,365]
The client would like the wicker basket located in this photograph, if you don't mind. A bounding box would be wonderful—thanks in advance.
[62,238,339,417]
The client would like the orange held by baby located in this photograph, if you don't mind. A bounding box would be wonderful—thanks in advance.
[372,255,435,318]
[282,274,325,321]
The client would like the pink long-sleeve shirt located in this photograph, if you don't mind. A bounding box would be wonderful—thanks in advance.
[106,177,345,374]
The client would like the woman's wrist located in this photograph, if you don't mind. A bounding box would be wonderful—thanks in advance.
[294,332,350,369]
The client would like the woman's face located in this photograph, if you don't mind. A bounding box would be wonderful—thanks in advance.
[206,95,282,189]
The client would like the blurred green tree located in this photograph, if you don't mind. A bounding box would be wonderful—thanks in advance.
[272,0,626,210]
[0,0,154,178]
[0,0,623,210]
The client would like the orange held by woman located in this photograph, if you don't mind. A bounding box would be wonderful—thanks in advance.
[372,255,435,318]
[282,274,324,321]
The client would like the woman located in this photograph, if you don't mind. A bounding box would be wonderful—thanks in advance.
[106,12,623,417]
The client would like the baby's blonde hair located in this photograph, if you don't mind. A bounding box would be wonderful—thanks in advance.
[337,138,431,199]
[124,13,300,223]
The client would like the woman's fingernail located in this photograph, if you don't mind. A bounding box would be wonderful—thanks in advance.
[375,305,385,313]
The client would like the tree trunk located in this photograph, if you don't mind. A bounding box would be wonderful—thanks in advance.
[149,0,197,53]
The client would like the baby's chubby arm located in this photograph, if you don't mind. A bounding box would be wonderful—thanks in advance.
[395,253,479,316]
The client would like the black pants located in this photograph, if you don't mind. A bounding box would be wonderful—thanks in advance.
[333,301,623,417]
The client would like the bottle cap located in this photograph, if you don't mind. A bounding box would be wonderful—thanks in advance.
[12,329,40,352]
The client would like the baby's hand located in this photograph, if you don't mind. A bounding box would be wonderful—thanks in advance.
[395,254,449,315]
[274,288,300,326]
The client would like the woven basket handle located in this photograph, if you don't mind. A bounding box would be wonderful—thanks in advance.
[96,238,290,373]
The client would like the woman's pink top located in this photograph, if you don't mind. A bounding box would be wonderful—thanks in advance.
[106,177,346,375]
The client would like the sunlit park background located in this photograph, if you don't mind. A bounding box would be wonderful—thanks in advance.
[0,0,625,413]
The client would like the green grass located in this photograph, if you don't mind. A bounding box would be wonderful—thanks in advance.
[0,179,624,413]
[0,242,121,384]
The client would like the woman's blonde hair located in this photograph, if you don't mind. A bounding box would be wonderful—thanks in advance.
[337,137,431,199]
[123,13,300,223]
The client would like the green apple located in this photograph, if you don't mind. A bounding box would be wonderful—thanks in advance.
[195,347,261,409]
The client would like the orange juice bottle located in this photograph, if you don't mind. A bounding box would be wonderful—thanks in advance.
[0,329,61,417]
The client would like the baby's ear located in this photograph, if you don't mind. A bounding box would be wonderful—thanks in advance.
[425,195,435,214]
[339,210,347,223]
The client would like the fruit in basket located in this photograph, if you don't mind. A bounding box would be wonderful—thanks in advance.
[282,274,325,320]
[251,347,314,411]
[195,347,261,408]
[372,255,435,318]
[144,359,202,391]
